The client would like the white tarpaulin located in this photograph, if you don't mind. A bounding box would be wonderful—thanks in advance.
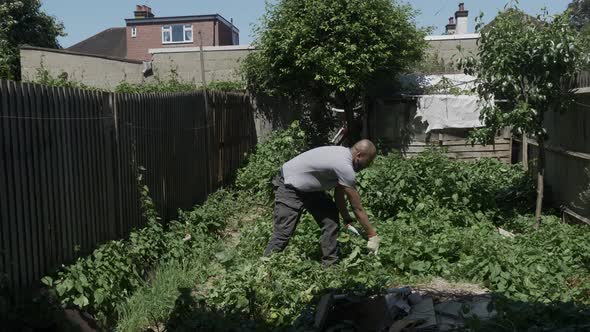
[416,95,491,132]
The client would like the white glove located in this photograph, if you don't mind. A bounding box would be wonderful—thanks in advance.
[367,235,380,255]
[346,224,361,236]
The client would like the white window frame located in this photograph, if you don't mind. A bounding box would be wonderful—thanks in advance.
[161,24,193,44]
[131,27,137,38]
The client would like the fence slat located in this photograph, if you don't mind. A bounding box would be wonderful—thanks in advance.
[0,80,15,288]
[28,83,46,280]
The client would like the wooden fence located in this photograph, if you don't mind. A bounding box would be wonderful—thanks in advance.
[514,89,590,223]
[0,80,257,292]
[368,98,512,163]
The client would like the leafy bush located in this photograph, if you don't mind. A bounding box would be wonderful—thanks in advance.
[115,69,197,94]
[236,121,307,200]
[42,174,242,326]
[207,80,246,92]
[357,150,534,220]
[32,66,104,91]
[116,71,245,94]
[119,134,590,331]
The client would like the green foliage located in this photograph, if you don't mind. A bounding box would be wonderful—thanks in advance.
[422,76,474,95]
[207,80,246,92]
[245,0,427,97]
[32,64,103,90]
[115,69,198,94]
[236,121,307,200]
[119,135,589,331]
[411,51,455,75]
[567,0,590,31]
[42,170,241,326]
[243,0,428,134]
[577,166,590,207]
[47,125,590,331]
[357,151,534,220]
[0,0,65,80]
[461,8,588,143]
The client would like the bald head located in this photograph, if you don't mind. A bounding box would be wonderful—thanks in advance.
[352,139,377,157]
[350,139,377,172]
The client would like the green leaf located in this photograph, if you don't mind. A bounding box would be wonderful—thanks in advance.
[73,295,89,308]
[409,260,426,272]
[41,276,53,287]
[536,265,548,273]
[416,203,425,212]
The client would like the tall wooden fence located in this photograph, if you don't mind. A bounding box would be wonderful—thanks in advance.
[0,80,257,292]
[514,89,590,224]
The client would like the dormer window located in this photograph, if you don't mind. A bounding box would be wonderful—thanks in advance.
[162,24,193,44]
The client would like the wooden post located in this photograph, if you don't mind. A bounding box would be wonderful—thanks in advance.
[522,135,529,171]
[199,31,213,193]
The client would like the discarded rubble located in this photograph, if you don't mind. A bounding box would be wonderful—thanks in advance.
[314,284,496,332]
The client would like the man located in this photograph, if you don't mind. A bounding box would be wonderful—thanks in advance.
[263,139,380,266]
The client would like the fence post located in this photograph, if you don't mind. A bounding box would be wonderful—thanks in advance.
[108,93,124,238]
[522,135,529,171]
[198,31,213,194]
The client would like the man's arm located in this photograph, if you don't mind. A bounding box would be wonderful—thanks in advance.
[335,185,353,224]
[340,185,377,237]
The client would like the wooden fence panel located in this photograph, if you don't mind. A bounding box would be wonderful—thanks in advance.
[0,81,257,294]
[516,90,590,221]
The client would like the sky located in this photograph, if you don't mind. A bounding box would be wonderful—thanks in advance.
[41,0,571,48]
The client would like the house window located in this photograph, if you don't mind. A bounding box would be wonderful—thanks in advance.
[162,24,193,44]
[131,27,137,38]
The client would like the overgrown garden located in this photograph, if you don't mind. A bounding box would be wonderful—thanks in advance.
[5,1,590,330]
[36,123,590,331]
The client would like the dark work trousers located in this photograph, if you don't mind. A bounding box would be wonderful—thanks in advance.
[263,171,340,266]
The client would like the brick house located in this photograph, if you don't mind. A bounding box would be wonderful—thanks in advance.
[126,5,239,60]
[67,5,239,60]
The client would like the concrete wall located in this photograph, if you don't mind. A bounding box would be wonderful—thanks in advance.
[425,34,479,69]
[150,45,255,84]
[20,46,147,91]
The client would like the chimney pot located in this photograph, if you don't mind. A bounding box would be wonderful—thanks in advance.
[134,4,154,19]
[459,3,465,11]
[449,17,454,24]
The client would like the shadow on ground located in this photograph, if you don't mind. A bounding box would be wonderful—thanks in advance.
[159,284,590,332]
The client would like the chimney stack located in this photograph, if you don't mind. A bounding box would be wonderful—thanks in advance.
[134,4,155,19]
[445,17,456,35]
[454,2,469,34]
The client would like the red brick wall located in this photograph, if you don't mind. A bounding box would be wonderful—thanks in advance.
[127,21,217,60]
[217,22,234,46]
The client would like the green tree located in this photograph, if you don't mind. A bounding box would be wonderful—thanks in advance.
[461,8,588,229]
[242,0,428,141]
[0,0,65,80]
[567,0,590,31]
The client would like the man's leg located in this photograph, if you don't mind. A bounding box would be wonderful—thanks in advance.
[263,201,301,256]
[264,175,303,256]
[304,192,340,266]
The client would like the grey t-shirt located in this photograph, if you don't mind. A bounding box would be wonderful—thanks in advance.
[282,146,356,192]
